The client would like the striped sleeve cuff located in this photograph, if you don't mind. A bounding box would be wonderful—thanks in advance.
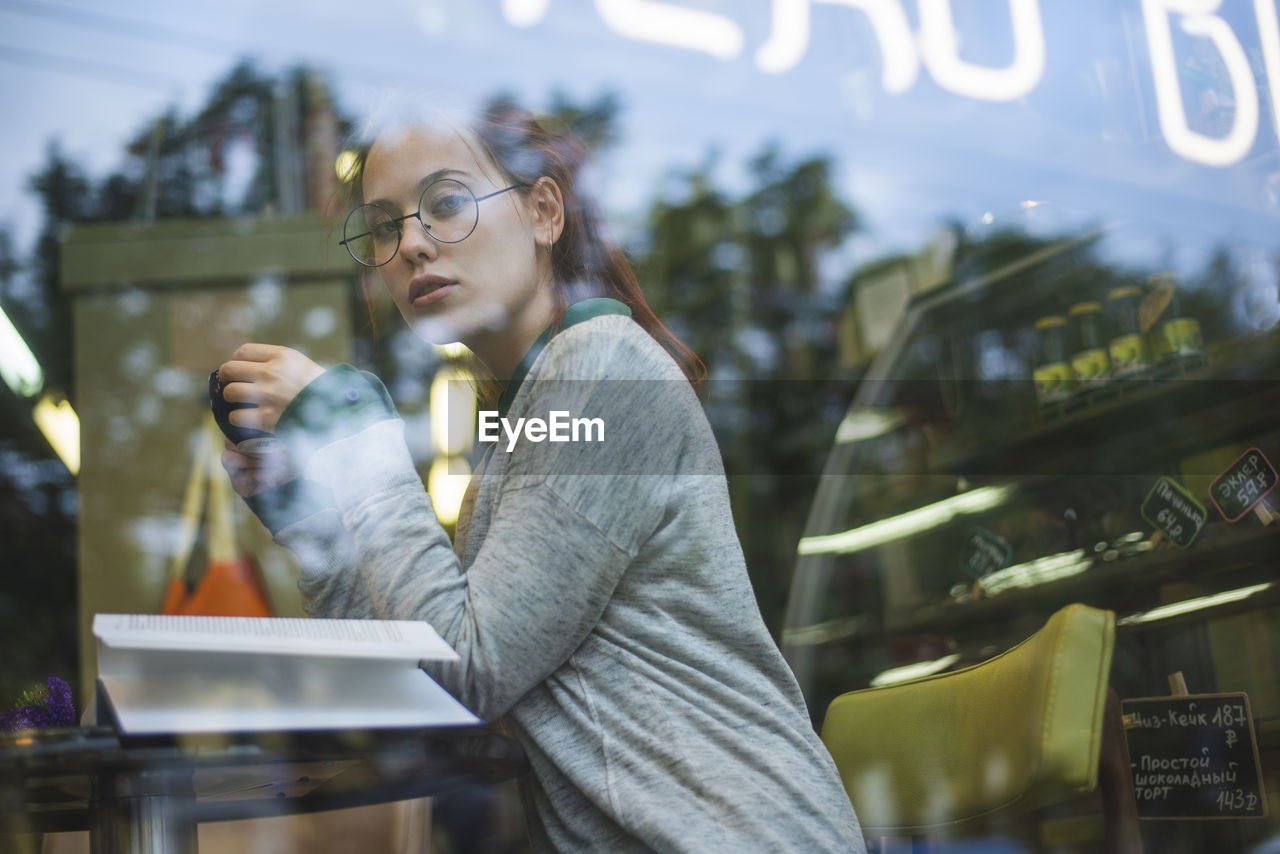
[243,477,336,536]
[275,364,399,466]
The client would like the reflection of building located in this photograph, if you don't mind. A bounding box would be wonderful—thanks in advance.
[60,215,355,698]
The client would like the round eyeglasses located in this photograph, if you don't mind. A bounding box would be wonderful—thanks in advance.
[339,178,528,267]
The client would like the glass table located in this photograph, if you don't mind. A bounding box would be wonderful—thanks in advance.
[0,720,527,853]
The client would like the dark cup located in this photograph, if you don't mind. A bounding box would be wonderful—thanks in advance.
[209,370,276,448]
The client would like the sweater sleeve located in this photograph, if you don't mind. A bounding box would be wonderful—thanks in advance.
[274,508,378,620]
[239,475,380,620]
[239,364,404,621]
[293,323,692,721]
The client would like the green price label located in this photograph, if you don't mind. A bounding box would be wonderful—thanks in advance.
[1141,477,1207,549]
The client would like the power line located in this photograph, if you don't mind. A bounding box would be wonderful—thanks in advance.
[0,0,410,89]
[0,44,176,90]
[0,0,241,55]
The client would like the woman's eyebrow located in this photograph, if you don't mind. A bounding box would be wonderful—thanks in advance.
[367,168,470,208]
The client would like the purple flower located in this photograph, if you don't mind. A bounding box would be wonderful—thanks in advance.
[45,676,75,725]
[0,706,39,732]
[2,677,75,732]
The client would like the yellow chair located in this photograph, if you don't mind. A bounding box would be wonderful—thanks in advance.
[821,603,1141,853]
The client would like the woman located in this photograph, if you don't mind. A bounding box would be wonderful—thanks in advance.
[217,100,863,853]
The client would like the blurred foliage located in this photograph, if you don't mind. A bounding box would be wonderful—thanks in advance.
[545,89,624,154]
[0,59,354,719]
[638,142,861,633]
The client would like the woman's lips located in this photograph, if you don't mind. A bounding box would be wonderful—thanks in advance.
[410,275,455,307]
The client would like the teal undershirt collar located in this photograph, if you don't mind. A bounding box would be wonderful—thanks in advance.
[494,297,631,421]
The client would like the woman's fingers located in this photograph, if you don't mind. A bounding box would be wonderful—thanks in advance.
[222,448,264,497]
[217,360,257,384]
[221,443,296,498]
[218,375,264,404]
[227,406,266,430]
[229,342,286,363]
[216,344,325,435]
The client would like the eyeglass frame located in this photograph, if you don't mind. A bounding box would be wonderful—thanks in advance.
[338,178,530,267]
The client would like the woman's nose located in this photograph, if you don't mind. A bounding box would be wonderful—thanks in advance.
[398,215,439,261]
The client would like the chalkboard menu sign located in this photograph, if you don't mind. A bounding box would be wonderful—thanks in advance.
[1140,477,1207,549]
[1122,693,1267,820]
[960,527,1012,579]
[1208,447,1277,523]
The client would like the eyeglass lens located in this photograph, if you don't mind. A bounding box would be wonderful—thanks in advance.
[342,179,481,267]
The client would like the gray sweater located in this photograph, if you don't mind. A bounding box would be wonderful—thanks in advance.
[257,308,864,853]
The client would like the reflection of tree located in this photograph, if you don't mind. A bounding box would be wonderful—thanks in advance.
[24,144,90,400]
[642,157,736,362]
[638,144,859,635]
[0,60,353,718]
[1191,247,1239,343]
[545,90,624,154]
[15,61,353,402]
[14,59,351,402]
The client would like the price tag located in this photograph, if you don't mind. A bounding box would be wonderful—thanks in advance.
[960,527,1012,579]
[1208,448,1278,523]
[1122,693,1267,820]
[1140,477,1206,549]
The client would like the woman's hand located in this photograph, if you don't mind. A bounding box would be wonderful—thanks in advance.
[216,344,326,435]
[221,439,297,498]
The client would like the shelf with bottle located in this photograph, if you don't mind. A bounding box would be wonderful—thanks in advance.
[1029,274,1207,407]
[819,271,1270,529]
[798,337,1280,570]
[933,329,1280,482]
[914,273,1226,472]
[796,425,1280,657]
[791,263,1280,631]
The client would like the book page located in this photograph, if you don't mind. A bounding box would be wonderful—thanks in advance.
[99,657,480,733]
[93,614,457,661]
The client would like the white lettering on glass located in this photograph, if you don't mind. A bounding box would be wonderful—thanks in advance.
[755,0,919,95]
[594,0,744,60]
[502,0,551,27]
[756,0,809,73]
[1255,0,1280,144]
[1141,0,1259,166]
[917,0,1046,101]
[500,0,1280,168]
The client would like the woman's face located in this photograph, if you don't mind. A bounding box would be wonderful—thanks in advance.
[361,126,554,352]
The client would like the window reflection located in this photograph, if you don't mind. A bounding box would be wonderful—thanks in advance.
[2,3,1279,851]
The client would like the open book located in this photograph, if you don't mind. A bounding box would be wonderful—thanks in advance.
[94,614,481,735]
